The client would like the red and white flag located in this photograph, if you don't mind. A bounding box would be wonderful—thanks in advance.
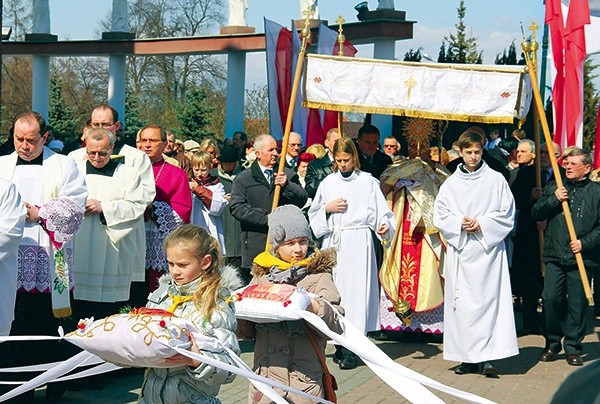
[265,19,357,147]
[265,19,295,142]
[548,0,591,150]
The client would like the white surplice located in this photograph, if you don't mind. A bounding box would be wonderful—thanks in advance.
[69,145,155,282]
[0,178,25,335]
[309,170,395,334]
[0,148,88,293]
[190,182,228,255]
[72,162,147,302]
[433,162,518,363]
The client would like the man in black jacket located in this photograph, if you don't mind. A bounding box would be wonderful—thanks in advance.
[304,128,341,198]
[511,142,563,335]
[230,135,307,283]
[356,124,392,180]
[532,146,600,367]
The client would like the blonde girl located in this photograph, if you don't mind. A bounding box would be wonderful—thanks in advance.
[189,151,228,255]
[308,137,395,369]
[140,224,241,404]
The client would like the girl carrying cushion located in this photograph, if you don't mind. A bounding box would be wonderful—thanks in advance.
[140,224,241,403]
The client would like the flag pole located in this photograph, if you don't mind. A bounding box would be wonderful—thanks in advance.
[521,23,594,305]
[336,15,346,137]
[528,23,547,277]
[270,8,313,214]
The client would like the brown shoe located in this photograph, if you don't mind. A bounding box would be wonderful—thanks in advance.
[566,354,583,366]
[539,349,559,362]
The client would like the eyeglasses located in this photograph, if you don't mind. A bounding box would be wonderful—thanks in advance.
[90,122,115,129]
[87,150,111,157]
[384,144,397,148]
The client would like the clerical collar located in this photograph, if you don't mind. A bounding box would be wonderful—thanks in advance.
[16,152,44,166]
[86,159,119,177]
[459,161,483,174]
[341,171,353,178]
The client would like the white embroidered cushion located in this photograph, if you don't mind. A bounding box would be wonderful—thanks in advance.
[63,309,221,368]
[233,284,311,323]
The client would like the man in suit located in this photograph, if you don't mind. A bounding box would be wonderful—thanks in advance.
[356,124,392,180]
[230,135,307,283]
[285,132,303,170]
[304,128,342,198]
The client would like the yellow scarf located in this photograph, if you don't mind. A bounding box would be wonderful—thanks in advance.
[167,293,194,313]
[253,251,312,270]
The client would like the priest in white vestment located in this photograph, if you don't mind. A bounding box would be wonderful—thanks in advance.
[0,111,87,399]
[70,104,156,307]
[72,129,147,318]
[433,130,517,377]
[0,178,25,336]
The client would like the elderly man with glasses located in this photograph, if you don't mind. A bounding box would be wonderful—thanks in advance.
[71,128,147,322]
[68,104,156,308]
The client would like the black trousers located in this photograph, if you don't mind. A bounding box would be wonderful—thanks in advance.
[542,262,589,354]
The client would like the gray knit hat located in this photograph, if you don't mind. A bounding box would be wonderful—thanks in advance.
[268,205,311,248]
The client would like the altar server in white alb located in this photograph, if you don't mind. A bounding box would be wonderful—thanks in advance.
[72,128,147,319]
[189,151,228,255]
[433,129,518,378]
[0,178,25,336]
[0,111,87,399]
[309,137,394,369]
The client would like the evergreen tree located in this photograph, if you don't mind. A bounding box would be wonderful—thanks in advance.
[48,75,78,139]
[404,48,422,62]
[583,58,599,151]
[176,85,214,140]
[124,85,147,141]
[495,41,525,65]
[442,0,482,64]
[437,42,447,63]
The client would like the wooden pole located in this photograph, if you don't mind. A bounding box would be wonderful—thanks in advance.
[521,23,593,305]
[270,8,313,214]
[528,28,546,277]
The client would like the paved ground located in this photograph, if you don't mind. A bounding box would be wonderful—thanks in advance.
[26,312,600,403]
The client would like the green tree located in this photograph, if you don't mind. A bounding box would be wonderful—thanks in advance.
[124,85,147,140]
[495,41,525,65]
[583,57,599,151]
[439,0,482,64]
[48,74,79,139]
[403,48,423,62]
[176,85,214,140]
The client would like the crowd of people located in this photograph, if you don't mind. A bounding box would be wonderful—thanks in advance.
[0,106,598,402]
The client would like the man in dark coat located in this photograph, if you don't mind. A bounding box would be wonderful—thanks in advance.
[533,146,600,367]
[304,128,341,199]
[356,124,392,180]
[511,142,563,335]
[230,135,307,283]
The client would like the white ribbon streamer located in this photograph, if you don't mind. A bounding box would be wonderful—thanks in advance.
[294,304,495,404]
[0,351,94,402]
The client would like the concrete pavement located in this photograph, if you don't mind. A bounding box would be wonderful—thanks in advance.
[29,314,600,403]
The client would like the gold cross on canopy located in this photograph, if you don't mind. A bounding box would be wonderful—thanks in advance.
[404,76,417,101]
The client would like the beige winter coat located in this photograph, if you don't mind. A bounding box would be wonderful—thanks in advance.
[237,248,343,404]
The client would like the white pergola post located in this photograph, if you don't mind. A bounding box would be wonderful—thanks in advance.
[31,0,51,120]
[371,38,396,140]
[224,50,247,138]
[107,0,129,126]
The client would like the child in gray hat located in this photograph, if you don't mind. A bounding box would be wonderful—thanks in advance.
[237,205,344,403]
